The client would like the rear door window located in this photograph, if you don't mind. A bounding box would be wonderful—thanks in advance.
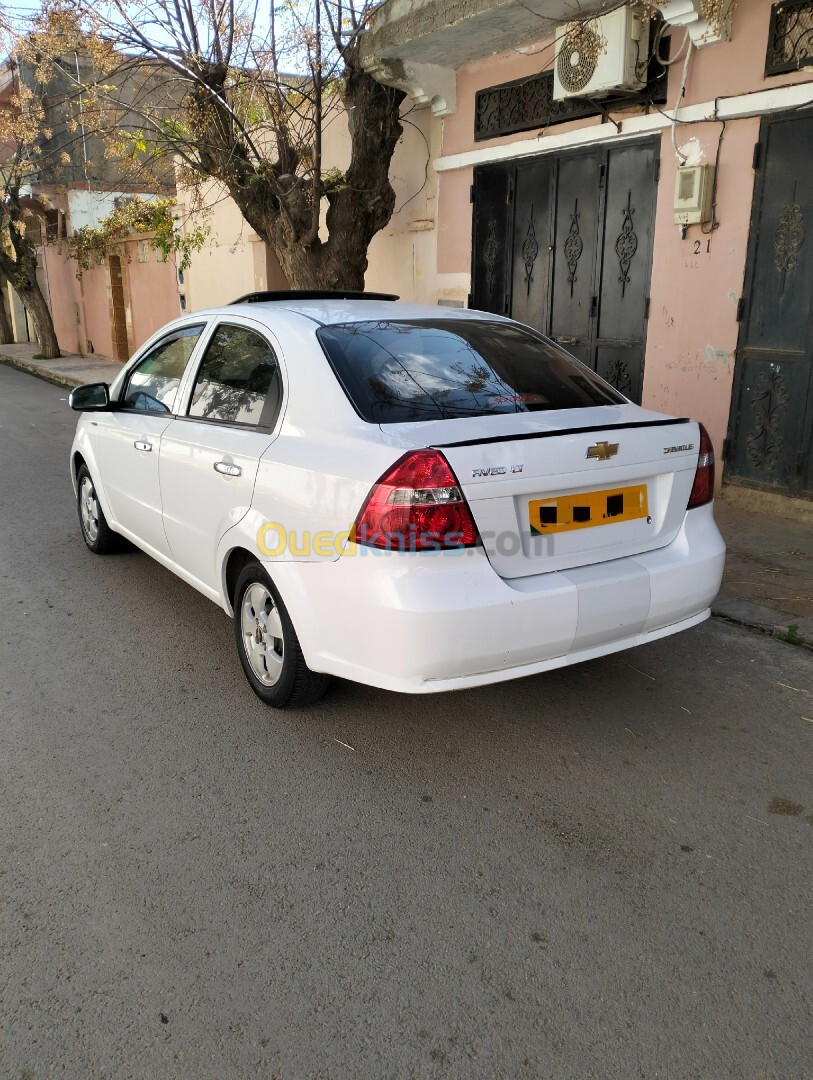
[187,324,282,430]
[317,319,624,423]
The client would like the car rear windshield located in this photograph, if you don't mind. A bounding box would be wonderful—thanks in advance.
[317,319,625,423]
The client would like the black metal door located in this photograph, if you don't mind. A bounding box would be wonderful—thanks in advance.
[727,111,813,497]
[593,141,659,404]
[510,157,553,333]
[549,149,602,368]
[471,138,658,404]
[471,164,513,316]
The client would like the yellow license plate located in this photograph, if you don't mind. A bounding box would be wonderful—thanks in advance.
[529,484,649,535]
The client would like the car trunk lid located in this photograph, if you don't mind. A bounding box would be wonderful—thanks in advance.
[380,406,700,578]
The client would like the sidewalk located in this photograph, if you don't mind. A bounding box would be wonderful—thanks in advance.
[713,494,813,649]
[0,342,122,390]
[2,342,811,651]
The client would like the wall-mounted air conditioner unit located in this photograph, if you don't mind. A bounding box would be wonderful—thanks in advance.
[553,7,649,101]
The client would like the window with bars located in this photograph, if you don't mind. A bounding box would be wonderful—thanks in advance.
[766,0,813,75]
[473,25,669,142]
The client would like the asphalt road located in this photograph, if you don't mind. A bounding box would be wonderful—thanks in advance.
[1,363,811,1080]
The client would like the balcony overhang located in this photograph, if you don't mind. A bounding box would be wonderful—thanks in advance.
[360,0,609,116]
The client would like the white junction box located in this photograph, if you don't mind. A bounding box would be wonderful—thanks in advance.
[673,165,715,226]
[553,7,649,100]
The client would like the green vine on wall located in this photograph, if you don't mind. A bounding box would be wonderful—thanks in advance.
[64,196,209,276]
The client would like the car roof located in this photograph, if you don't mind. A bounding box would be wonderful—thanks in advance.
[193,299,510,327]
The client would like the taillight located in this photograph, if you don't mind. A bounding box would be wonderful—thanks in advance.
[687,423,715,509]
[354,449,480,551]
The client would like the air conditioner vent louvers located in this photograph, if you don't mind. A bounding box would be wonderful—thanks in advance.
[556,27,601,94]
[553,7,649,101]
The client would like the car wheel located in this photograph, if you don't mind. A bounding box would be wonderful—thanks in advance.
[76,464,121,554]
[233,562,330,709]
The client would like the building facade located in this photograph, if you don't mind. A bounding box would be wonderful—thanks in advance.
[1,51,182,360]
[356,0,813,501]
[33,190,180,361]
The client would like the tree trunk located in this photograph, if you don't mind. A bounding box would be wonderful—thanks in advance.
[200,63,406,292]
[22,280,61,359]
[0,247,61,359]
[0,279,13,345]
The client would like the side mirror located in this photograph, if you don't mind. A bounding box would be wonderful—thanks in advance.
[69,382,110,411]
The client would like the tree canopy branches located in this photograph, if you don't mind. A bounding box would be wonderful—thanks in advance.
[29,0,406,288]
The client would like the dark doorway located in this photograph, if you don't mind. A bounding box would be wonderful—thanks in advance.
[108,254,130,363]
[727,110,813,498]
[471,138,659,404]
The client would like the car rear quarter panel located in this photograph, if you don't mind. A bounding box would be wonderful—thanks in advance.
[241,314,409,566]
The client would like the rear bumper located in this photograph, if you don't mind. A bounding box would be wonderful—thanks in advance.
[265,503,726,693]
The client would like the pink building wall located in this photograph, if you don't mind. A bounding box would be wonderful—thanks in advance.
[40,231,179,360]
[643,116,761,447]
[80,263,116,359]
[435,0,813,476]
[41,237,86,355]
[122,239,181,348]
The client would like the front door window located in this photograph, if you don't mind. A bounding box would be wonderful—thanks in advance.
[122,325,204,414]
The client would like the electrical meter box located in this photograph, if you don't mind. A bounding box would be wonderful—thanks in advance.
[674,164,715,226]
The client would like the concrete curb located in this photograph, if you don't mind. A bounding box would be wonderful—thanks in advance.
[712,598,813,650]
[0,348,122,391]
[0,353,81,390]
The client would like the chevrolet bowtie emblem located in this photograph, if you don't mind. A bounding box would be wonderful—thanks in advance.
[586,441,619,460]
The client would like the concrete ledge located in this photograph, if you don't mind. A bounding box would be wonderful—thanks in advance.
[0,345,122,390]
[719,482,813,525]
[712,595,813,650]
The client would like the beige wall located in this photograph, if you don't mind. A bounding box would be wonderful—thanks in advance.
[364,108,449,302]
[175,184,287,312]
[4,278,30,343]
[179,102,445,308]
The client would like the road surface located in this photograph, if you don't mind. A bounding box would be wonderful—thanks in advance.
[1,364,810,1078]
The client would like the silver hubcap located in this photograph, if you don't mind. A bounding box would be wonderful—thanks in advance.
[79,477,99,542]
[241,583,284,686]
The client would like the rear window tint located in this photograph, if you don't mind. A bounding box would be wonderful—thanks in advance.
[317,319,625,423]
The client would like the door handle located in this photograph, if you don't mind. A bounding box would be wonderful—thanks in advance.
[214,461,242,477]
[554,337,578,346]
[134,440,152,452]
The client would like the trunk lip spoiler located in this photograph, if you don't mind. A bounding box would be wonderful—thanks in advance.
[431,417,692,450]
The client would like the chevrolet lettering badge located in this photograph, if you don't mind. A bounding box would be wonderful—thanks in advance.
[586,441,619,461]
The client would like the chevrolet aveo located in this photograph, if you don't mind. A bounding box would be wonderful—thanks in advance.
[69,291,725,708]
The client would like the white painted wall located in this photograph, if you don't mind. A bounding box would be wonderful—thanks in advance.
[66,190,159,231]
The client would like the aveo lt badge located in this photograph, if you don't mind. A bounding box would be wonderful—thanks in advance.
[472,464,524,477]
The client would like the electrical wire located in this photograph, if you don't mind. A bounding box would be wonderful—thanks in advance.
[701,109,726,235]
[671,37,694,165]
[655,24,692,67]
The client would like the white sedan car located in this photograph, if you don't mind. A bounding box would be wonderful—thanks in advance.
[69,292,725,708]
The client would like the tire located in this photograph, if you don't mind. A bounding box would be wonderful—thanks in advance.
[233,562,330,709]
[76,464,122,554]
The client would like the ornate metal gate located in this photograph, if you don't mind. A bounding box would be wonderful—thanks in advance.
[727,110,813,497]
[471,138,659,404]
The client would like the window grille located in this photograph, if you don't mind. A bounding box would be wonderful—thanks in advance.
[766,0,813,75]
